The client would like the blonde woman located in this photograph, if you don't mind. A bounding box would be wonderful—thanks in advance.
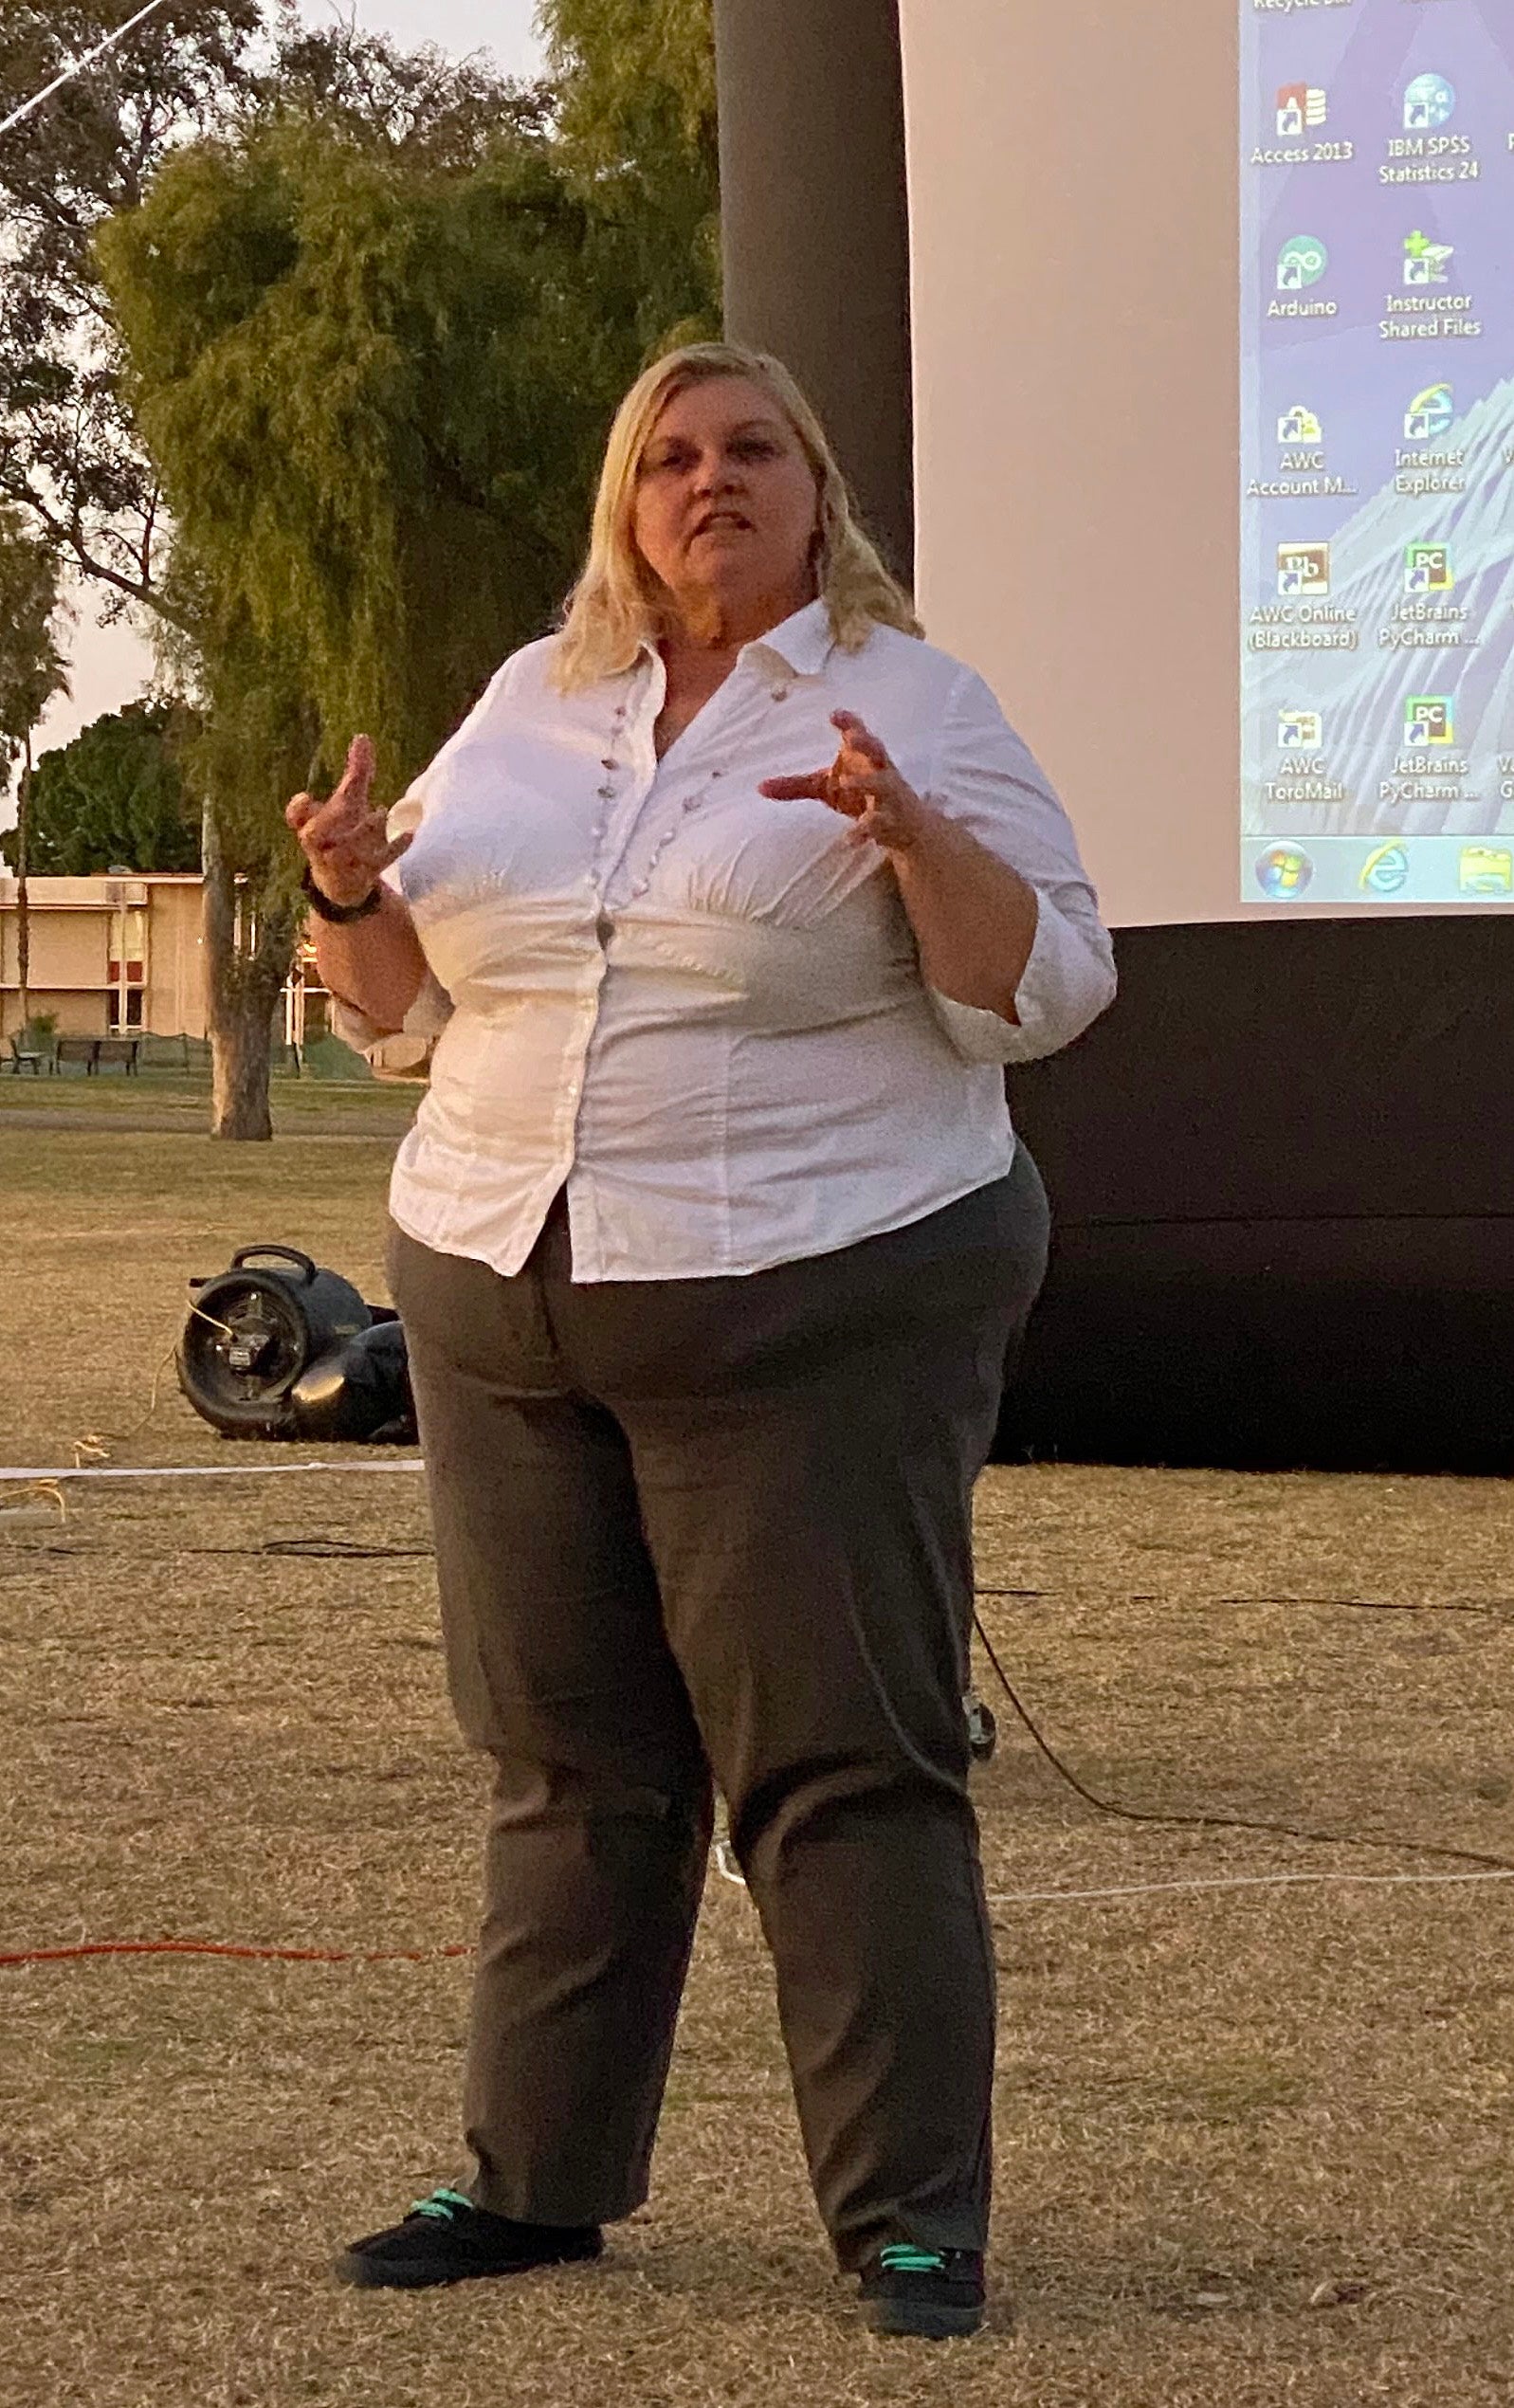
[287,342,1115,2341]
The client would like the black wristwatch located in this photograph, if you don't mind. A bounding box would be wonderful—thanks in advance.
[301,863,385,923]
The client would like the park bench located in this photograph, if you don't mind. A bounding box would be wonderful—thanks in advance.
[54,1034,143,1075]
[4,1033,48,1076]
[95,1035,142,1074]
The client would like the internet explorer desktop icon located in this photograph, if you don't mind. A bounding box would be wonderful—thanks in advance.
[1277,405,1322,446]
[1277,543,1330,598]
[1277,84,1327,137]
[1404,75,1456,132]
[1405,384,1455,443]
[1404,231,1454,287]
[1255,848,1314,901]
[1405,695,1455,746]
[1405,543,1454,595]
[1278,235,1329,292]
[1359,844,1410,897]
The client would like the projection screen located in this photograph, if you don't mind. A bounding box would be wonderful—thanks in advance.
[899,0,1514,928]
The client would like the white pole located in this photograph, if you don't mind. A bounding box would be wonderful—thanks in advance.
[0,0,173,140]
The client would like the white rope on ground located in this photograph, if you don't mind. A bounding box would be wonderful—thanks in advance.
[716,1852,1514,1905]
[0,1461,426,1483]
[985,1868,1514,1906]
[0,0,173,138]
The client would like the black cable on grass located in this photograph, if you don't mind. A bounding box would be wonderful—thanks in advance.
[198,1540,433,1560]
[10,1524,1511,1873]
[976,1585,1512,1617]
[970,1612,1514,1874]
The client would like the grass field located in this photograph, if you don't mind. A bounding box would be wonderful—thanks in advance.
[3,1122,1512,2406]
[0,1062,420,1140]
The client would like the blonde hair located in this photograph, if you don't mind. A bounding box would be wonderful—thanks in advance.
[552,341,922,690]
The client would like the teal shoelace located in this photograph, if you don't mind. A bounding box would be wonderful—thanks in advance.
[878,2244,950,2275]
[410,2186,475,2222]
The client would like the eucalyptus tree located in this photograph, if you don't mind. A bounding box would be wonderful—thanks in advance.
[6,3,720,1133]
[2,5,548,1133]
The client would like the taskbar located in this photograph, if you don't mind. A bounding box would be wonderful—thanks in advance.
[1244,834,1514,906]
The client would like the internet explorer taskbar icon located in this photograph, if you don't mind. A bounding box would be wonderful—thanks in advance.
[1359,844,1410,897]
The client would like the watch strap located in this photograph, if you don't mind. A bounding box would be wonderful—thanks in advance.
[301,862,385,923]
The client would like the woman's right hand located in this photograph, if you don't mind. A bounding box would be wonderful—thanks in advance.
[285,734,412,908]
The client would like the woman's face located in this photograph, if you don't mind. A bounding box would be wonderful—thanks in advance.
[631,375,821,631]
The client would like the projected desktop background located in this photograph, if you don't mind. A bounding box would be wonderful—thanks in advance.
[1242,0,1514,908]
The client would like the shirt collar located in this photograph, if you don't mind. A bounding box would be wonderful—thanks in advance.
[633,597,836,684]
[742,597,836,679]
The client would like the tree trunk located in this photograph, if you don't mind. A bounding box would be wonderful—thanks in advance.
[202,800,296,1141]
[16,730,30,1031]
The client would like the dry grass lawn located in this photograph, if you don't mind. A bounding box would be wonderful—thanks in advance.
[2,1123,1512,2406]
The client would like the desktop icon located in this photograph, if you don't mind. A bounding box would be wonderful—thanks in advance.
[1278,234,1329,291]
[1255,848,1314,901]
[1277,404,1323,446]
[1404,74,1456,132]
[1405,384,1455,443]
[1404,543,1454,595]
[1359,844,1410,897]
[1277,543,1330,598]
[1279,710,1323,751]
[1277,83,1327,137]
[1404,230,1454,287]
[1459,847,1513,897]
[1404,695,1455,745]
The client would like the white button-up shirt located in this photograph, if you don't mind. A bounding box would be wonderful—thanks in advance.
[337,601,1115,1281]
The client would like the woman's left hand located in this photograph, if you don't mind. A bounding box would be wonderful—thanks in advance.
[758,711,936,854]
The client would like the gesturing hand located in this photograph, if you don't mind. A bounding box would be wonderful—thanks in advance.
[758,710,935,854]
[285,735,411,909]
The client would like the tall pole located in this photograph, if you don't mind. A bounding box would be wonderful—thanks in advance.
[16,728,30,1031]
[711,0,915,587]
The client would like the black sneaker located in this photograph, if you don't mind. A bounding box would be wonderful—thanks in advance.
[335,2185,604,2290]
[859,2243,986,2339]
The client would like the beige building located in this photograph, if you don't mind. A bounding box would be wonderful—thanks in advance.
[0,872,333,1049]
[0,872,206,1040]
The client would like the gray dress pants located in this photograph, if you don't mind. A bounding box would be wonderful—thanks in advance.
[386,1142,1049,2273]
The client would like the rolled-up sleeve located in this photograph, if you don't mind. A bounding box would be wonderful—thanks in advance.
[922,666,1116,1067]
[326,790,455,1072]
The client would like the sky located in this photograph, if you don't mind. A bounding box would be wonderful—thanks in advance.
[25,0,546,788]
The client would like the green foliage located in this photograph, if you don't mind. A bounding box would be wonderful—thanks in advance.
[2,702,200,876]
[538,0,721,351]
[539,0,717,168]
[97,115,705,802]
[4,0,723,1131]
[0,509,68,794]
